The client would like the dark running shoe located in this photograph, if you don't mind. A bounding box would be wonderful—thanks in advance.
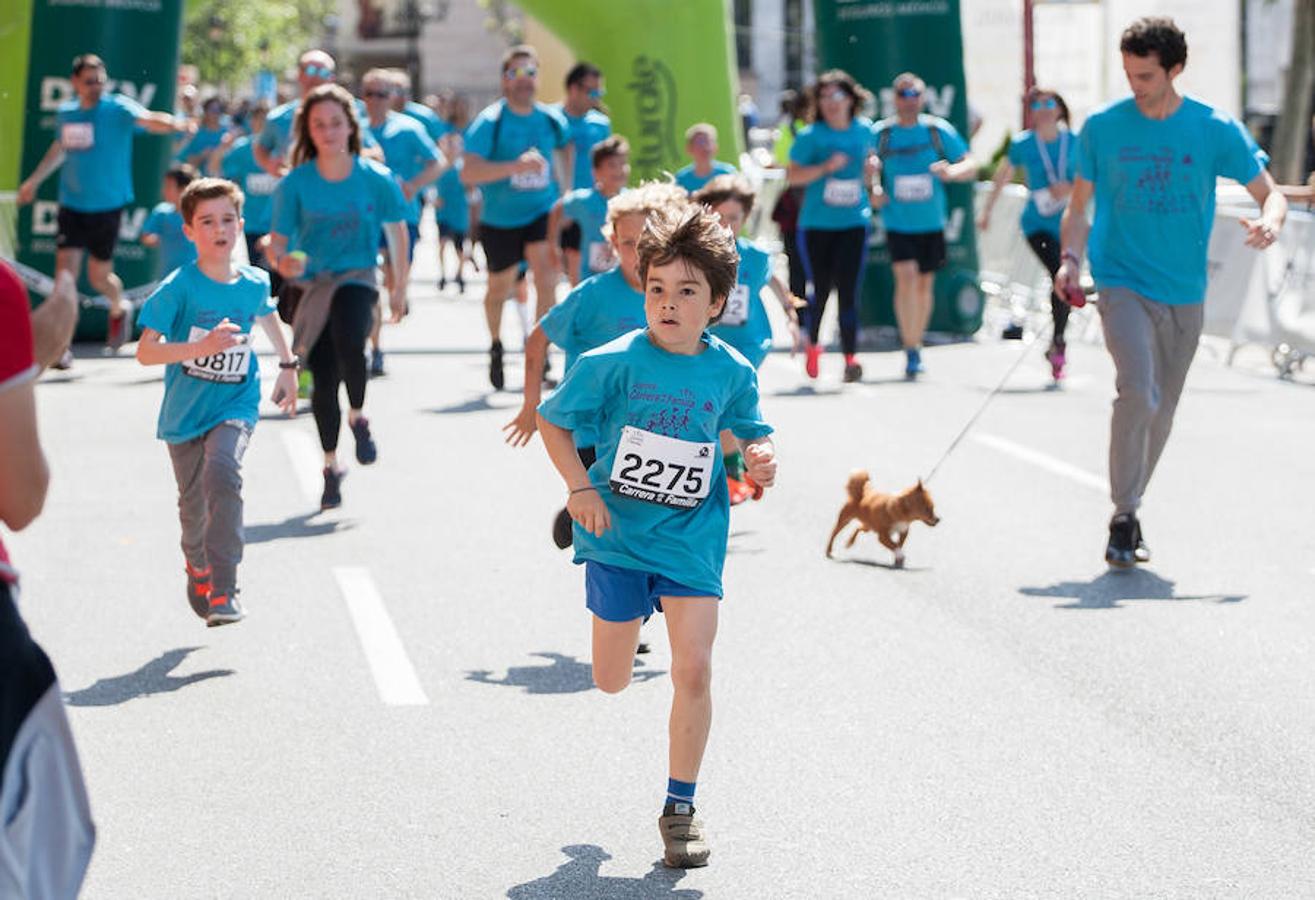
[350,417,377,465]
[321,467,345,510]
[490,340,505,391]
[552,506,573,549]
[636,638,651,655]
[1133,519,1151,564]
[843,361,863,383]
[205,591,245,627]
[185,563,212,620]
[370,348,386,378]
[1106,513,1138,569]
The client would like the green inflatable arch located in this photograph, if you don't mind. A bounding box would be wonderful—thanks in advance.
[516,0,743,182]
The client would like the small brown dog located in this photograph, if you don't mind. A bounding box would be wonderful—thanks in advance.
[826,469,940,567]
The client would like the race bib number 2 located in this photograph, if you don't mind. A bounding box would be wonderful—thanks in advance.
[609,426,715,509]
[182,326,252,384]
[720,284,750,327]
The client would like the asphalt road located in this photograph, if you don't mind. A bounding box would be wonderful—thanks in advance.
[11,229,1315,899]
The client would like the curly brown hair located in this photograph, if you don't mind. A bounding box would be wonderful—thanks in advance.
[809,69,871,124]
[290,84,362,168]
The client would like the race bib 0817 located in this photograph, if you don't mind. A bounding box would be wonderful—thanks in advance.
[182,326,252,384]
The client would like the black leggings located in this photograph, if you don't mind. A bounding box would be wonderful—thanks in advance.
[780,228,807,300]
[308,283,377,452]
[1025,230,1069,345]
[799,226,869,356]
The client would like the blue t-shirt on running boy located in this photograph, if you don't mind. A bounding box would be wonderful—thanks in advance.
[55,93,148,212]
[137,263,276,443]
[561,188,616,277]
[369,111,441,225]
[143,202,197,275]
[674,161,737,195]
[271,157,407,277]
[872,114,968,234]
[539,266,646,375]
[710,238,773,368]
[435,161,470,233]
[538,329,773,598]
[219,136,279,235]
[789,117,877,231]
[1077,96,1267,306]
[1007,128,1078,237]
[555,106,612,190]
[464,100,570,228]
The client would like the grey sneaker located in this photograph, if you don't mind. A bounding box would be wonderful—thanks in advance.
[205,591,245,627]
[1106,514,1138,569]
[659,802,710,868]
[185,563,212,620]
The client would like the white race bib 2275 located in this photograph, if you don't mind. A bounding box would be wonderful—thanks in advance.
[893,174,934,203]
[182,326,252,384]
[609,426,716,509]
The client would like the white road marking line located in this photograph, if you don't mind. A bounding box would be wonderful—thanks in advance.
[333,567,429,706]
[971,432,1107,493]
[281,430,324,505]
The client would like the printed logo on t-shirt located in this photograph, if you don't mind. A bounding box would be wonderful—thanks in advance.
[61,122,95,150]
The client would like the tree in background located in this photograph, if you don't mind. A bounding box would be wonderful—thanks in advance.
[182,0,336,93]
[1272,0,1315,184]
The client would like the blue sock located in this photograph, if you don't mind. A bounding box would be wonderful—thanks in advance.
[666,777,696,808]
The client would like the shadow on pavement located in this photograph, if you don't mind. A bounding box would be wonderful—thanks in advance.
[506,844,702,899]
[64,647,233,706]
[425,394,504,415]
[1020,569,1247,610]
[834,556,929,572]
[466,652,664,695]
[245,512,354,544]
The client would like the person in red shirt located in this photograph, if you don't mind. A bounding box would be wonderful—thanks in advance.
[0,261,95,896]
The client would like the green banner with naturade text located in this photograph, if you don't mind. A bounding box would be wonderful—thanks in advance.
[515,0,743,182]
[0,0,183,340]
[813,0,983,336]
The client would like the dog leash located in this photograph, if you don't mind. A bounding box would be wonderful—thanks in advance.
[922,318,1056,485]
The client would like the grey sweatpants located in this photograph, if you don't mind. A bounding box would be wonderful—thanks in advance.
[1097,286,1204,515]
[166,421,252,597]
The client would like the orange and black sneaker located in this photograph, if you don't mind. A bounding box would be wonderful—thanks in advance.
[184,563,212,620]
[726,475,753,506]
[206,591,245,628]
[742,473,765,501]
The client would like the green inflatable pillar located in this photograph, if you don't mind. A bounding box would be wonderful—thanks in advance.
[813,0,984,336]
[0,0,184,339]
[514,0,743,182]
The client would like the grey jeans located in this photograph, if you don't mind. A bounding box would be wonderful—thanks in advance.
[1097,286,1204,515]
[166,421,252,596]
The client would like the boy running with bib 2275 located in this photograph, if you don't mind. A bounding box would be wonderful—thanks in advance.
[536,202,776,868]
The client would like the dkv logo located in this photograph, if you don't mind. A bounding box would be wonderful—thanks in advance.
[40,77,159,111]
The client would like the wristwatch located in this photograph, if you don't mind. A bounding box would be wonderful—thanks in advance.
[278,357,300,370]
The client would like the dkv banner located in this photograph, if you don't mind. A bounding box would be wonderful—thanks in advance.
[515,0,743,182]
[813,0,984,336]
[0,0,184,340]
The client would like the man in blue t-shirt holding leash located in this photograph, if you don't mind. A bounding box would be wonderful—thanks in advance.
[1056,17,1287,568]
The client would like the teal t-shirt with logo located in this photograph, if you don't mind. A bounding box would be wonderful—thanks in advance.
[872,114,968,234]
[710,238,773,367]
[143,202,197,276]
[790,117,876,231]
[538,329,772,597]
[271,157,407,276]
[220,136,279,235]
[137,263,276,443]
[1077,96,1267,305]
[369,112,441,225]
[55,94,148,212]
[464,100,570,228]
[1007,128,1078,236]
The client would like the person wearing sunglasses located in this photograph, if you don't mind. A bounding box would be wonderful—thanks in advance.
[787,69,878,383]
[978,88,1077,380]
[17,54,194,357]
[552,62,613,285]
[463,44,573,390]
[1056,17,1285,569]
[254,50,378,178]
[871,72,976,380]
[360,69,443,378]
